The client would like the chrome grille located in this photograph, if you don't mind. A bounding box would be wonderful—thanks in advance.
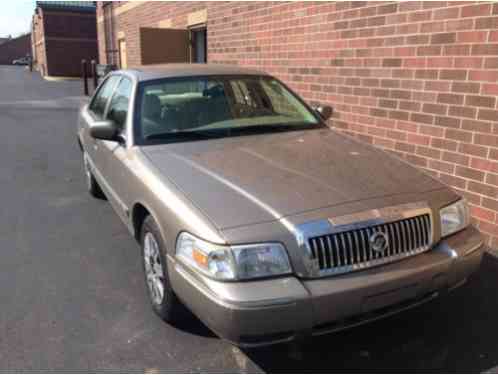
[308,214,432,276]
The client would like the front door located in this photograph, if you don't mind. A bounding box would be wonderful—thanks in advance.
[99,76,134,222]
[84,75,121,179]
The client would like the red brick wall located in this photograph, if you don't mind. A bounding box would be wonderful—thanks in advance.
[45,38,98,77]
[96,1,498,246]
[97,2,206,67]
[32,8,98,77]
[43,11,97,40]
[0,34,31,65]
[96,5,106,65]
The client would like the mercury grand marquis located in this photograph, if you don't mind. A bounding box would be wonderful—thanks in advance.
[77,64,484,347]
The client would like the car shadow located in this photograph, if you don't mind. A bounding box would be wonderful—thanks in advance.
[243,253,498,373]
[173,306,217,339]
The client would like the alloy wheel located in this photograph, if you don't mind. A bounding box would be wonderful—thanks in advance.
[143,232,165,305]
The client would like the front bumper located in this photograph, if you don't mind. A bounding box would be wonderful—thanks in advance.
[169,226,484,347]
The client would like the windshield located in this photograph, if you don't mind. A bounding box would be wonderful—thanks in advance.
[136,75,322,144]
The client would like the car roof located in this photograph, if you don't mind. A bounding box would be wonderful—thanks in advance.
[116,64,268,82]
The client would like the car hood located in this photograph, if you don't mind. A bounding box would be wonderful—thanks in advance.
[141,129,445,230]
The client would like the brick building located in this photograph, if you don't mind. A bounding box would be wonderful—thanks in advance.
[96,1,498,247]
[0,37,11,45]
[31,1,98,77]
[0,34,31,65]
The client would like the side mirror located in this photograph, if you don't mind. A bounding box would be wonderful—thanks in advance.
[315,105,333,121]
[89,120,120,142]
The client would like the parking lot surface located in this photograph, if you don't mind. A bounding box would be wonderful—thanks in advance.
[0,65,497,372]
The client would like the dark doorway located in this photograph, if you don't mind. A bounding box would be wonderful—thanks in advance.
[190,27,207,63]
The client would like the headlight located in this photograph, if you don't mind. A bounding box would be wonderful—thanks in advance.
[175,232,292,281]
[440,199,470,238]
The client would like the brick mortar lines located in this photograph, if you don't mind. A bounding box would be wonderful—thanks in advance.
[311,86,497,107]
[341,125,496,160]
[309,100,496,127]
[210,11,496,42]
[343,127,498,201]
[218,74,497,92]
[209,2,493,31]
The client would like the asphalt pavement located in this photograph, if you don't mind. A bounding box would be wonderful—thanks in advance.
[0,65,497,372]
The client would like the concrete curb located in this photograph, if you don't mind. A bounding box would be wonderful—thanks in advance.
[43,75,80,82]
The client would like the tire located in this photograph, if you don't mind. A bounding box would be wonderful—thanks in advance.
[140,215,186,324]
[83,152,106,199]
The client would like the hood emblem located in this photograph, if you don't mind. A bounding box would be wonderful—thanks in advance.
[369,231,389,253]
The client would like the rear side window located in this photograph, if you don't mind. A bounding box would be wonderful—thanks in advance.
[107,77,133,131]
[89,76,120,118]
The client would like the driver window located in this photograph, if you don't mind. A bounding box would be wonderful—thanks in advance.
[106,77,132,132]
[89,76,120,119]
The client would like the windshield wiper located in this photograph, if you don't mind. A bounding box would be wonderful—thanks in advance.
[145,130,221,142]
[229,123,316,134]
[145,123,322,143]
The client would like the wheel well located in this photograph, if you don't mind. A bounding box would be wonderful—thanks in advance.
[132,203,150,241]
